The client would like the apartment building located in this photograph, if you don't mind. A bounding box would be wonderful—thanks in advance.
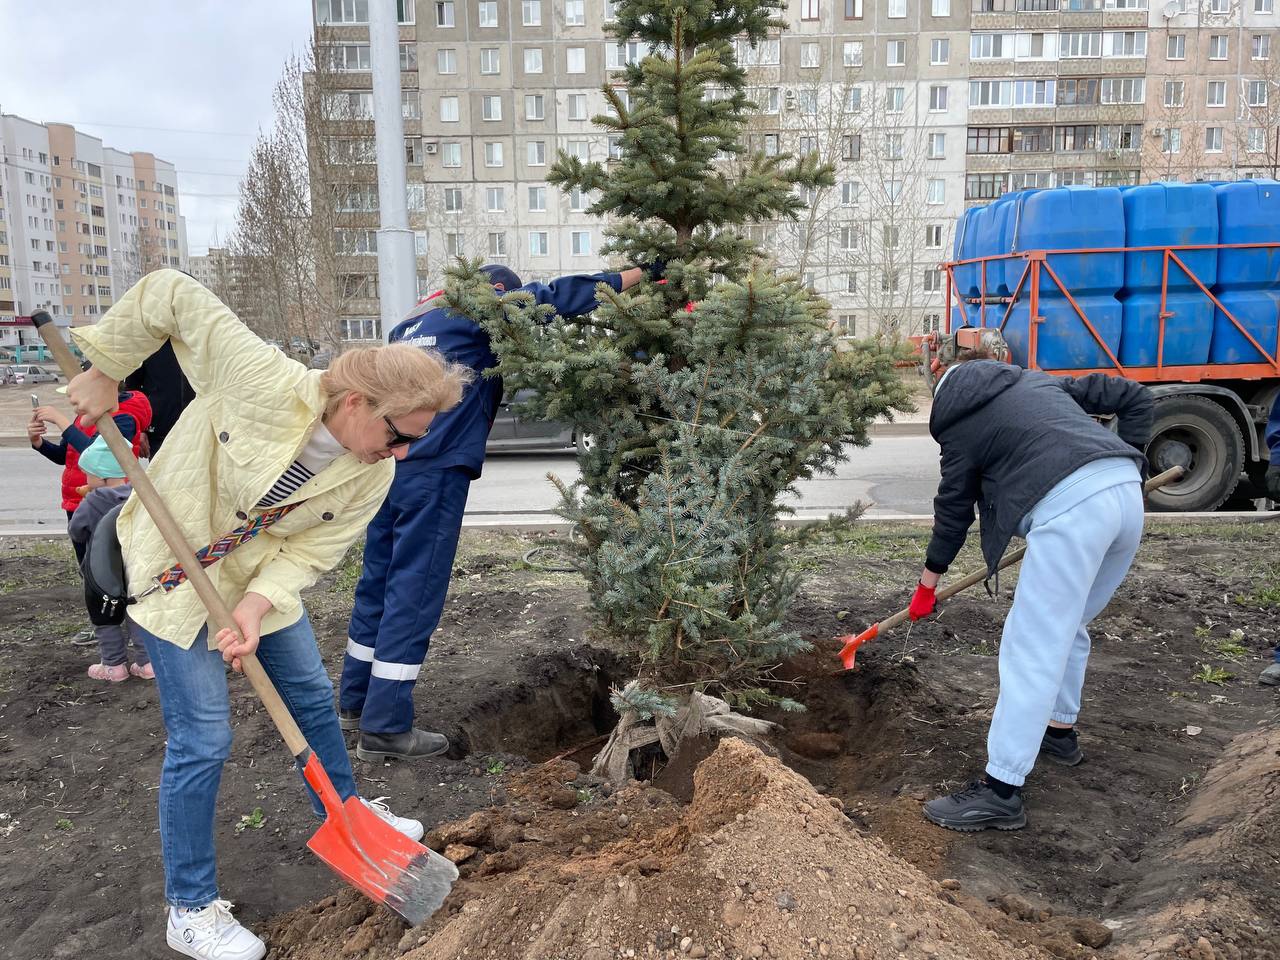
[311,0,1279,340]
[0,114,189,337]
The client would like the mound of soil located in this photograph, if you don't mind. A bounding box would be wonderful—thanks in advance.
[266,738,1124,960]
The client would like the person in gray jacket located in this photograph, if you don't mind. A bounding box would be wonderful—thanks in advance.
[912,349,1153,832]
[68,437,152,682]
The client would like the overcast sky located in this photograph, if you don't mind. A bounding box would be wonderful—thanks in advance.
[0,1,314,256]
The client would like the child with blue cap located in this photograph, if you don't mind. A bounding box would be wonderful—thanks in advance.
[68,437,152,681]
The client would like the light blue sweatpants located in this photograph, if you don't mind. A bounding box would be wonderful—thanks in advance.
[985,476,1145,787]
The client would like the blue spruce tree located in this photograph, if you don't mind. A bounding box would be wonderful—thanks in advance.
[442,0,911,776]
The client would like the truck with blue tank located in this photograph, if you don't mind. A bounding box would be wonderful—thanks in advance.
[942,179,1280,512]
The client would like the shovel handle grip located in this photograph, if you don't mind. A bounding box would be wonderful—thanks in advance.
[32,314,310,758]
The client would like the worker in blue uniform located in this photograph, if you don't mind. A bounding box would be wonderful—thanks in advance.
[340,262,649,760]
[1261,391,1280,686]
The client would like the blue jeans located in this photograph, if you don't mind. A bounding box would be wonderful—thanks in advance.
[134,611,357,908]
[986,478,1145,787]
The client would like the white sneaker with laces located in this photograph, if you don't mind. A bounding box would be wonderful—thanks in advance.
[166,900,265,960]
[361,796,424,842]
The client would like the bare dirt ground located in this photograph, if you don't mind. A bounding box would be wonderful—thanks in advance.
[0,520,1276,960]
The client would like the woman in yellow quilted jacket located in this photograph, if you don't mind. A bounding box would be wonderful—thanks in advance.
[66,269,470,960]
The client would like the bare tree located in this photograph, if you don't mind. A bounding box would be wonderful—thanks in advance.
[1235,46,1280,179]
[1140,82,1207,183]
[229,42,365,355]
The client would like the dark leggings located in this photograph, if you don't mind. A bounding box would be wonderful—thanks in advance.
[66,509,86,566]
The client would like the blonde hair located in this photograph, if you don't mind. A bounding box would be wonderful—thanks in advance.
[320,343,473,419]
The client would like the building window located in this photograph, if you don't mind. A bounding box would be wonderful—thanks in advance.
[971,34,1009,60]
[1252,34,1271,60]
[488,232,506,257]
[1247,81,1268,107]
[1256,0,1274,10]
[840,226,860,250]
[929,84,947,111]
[402,90,421,120]
[798,135,819,156]
[798,89,819,114]
[1209,35,1227,60]
[567,93,588,120]
[435,1,454,26]
[1205,127,1224,152]
[571,230,591,255]
[399,43,417,70]
[841,181,860,204]
[1164,80,1184,107]
[931,38,949,64]
[928,132,946,158]
[1209,0,1229,11]
[926,179,945,204]
[846,87,863,111]
[529,231,549,256]
[319,1,369,24]
[1166,34,1185,60]
[801,42,820,68]
[528,140,546,165]
[523,48,544,74]
[886,86,905,112]
[1246,127,1266,152]
[802,0,821,18]
[566,139,590,161]
[843,41,863,66]
[1103,31,1146,58]
[481,47,501,74]
[521,0,541,25]
[485,186,506,212]
[437,48,457,74]
[567,47,586,73]
[443,187,463,212]
[926,224,943,248]
[565,0,585,24]
[1161,128,1182,154]
[482,95,502,120]
[1100,77,1144,105]
[889,0,907,15]
[405,137,422,164]
[842,134,861,159]
[485,141,504,166]
[328,44,371,71]
[525,94,545,120]
[965,173,1007,200]
[478,1,498,26]
[887,40,907,66]
[440,96,460,122]
[1056,125,1096,151]
[441,142,462,167]
[924,269,942,293]
[845,0,863,16]
[445,232,464,256]
[1061,31,1101,59]
[528,186,546,211]
[1206,81,1226,107]
[932,0,950,13]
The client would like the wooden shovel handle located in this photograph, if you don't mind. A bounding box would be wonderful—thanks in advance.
[33,315,310,757]
[877,464,1185,634]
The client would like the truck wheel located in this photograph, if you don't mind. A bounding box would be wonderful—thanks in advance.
[1145,396,1244,513]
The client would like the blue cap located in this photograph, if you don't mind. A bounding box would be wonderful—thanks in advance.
[481,264,523,292]
[79,436,126,480]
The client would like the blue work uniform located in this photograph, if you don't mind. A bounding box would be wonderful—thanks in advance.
[340,271,623,734]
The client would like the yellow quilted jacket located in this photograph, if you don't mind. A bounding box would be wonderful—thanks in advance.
[71,270,393,650]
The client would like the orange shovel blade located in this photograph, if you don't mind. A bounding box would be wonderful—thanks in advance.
[836,623,879,670]
[302,754,458,925]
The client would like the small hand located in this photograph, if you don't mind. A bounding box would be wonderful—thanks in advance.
[33,405,71,431]
[27,415,47,447]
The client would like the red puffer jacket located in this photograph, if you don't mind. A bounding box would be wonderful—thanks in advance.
[60,390,153,512]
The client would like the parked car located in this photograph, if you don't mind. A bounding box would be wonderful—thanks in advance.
[486,389,590,455]
[11,365,59,384]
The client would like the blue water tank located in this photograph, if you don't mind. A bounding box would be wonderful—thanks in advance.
[1004,187,1125,369]
[950,207,982,330]
[1119,183,1218,367]
[1211,180,1280,364]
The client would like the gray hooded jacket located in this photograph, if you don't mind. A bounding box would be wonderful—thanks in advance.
[925,361,1153,577]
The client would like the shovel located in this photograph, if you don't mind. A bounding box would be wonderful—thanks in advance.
[836,465,1185,670]
[34,313,456,925]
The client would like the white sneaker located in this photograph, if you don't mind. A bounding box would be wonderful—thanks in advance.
[361,796,424,842]
[166,900,266,960]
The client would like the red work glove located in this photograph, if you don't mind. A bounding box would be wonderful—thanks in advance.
[908,582,937,621]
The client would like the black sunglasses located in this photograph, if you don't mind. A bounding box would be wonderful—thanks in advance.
[383,415,429,448]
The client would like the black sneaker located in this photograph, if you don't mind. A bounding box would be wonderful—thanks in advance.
[356,728,450,762]
[923,780,1027,832]
[1039,729,1084,766]
[337,708,361,732]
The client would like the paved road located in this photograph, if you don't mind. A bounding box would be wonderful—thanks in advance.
[0,435,943,533]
